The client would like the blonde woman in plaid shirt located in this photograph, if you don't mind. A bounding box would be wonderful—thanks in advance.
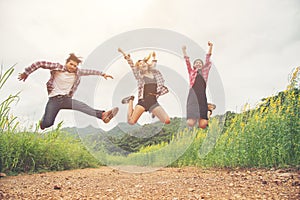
[18,53,119,130]
[118,48,170,125]
[182,42,216,129]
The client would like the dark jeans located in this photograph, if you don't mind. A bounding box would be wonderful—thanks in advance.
[40,95,104,129]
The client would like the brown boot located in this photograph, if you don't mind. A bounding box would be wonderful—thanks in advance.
[121,96,134,104]
[102,107,119,123]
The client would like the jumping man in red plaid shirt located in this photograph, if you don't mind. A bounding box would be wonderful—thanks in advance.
[118,48,170,125]
[182,42,216,129]
[18,53,119,130]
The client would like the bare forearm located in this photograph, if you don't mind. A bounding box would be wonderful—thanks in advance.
[208,41,213,55]
[118,48,134,68]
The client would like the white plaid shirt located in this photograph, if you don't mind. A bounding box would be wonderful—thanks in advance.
[23,61,104,97]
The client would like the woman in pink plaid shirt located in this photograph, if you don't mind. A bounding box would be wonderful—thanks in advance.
[182,42,216,129]
[118,48,170,125]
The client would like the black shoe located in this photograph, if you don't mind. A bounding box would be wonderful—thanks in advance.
[39,120,45,130]
[121,96,134,104]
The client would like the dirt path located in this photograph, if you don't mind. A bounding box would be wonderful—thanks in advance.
[0,167,299,199]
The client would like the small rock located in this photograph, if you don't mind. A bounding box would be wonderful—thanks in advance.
[292,181,300,186]
[261,180,268,185]
[188,188,195,192]
[0,173,6,178]
[274,179,282,185]
[0,191,4,198]
[278,173,293,179]
[54,185,62,190]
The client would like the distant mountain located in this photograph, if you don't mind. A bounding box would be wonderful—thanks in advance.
[61,125,105,138]
[107,122,141,138]
[112,122,141,132]
[61,118,186,154]
[62,123,142,139]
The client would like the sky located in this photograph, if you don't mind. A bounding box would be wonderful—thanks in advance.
[0,0,299,130]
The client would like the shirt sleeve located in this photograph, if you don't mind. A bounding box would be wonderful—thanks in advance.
[125,55,140,80]
[201,53,212,83]
[155,70,169,96]
[184,56,192,73]
[203,53,212,71]
[78,69,104,76]
[205,53,212,66]
[24,61,62,75]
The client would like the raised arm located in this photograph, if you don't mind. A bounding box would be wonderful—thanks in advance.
[118,47,141,80]
[202,41,214,83]
[118,48,127,57]
[204,41,213,66]
[78,69,113,80]
[148,51,157,68]
[208,41,213,55]
[118,48,134,68]
[182,45,192,71]
[182,45,188,57]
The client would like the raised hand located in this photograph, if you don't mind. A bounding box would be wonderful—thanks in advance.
[152,51,156,59]
[182,45,187,56]
[103,74,113,80]
[18,72,28,82]
[118,48,128,57]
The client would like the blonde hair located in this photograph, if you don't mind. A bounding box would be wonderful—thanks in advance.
[134,52,152,68]
[143,53,152,63]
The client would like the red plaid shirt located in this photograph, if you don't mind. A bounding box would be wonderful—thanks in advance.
[23,61,104,97]
[184,54,212,87]
[124,56,169,100]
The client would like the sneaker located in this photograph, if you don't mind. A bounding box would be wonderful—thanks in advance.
[207,103,216,113]
[102,107,119,123]
[121,96,134,104]
[39,120,45,130]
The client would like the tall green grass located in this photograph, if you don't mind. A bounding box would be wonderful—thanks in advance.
[123,87,299,168]
[0,66,99,175]
[0,66,19,132]
[107,67,299,169]
[201,87,299,168]
[0,127,99,174]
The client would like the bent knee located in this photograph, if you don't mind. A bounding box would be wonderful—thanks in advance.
[187,119,196,127]
[127,119,137,125]
[198,120,208,129]
[199,124,208,129]
[164,118,170,124]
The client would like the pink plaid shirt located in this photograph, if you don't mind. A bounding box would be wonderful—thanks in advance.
[23,61,104,97]
[184,54,212,88]
[124,55,169,100]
